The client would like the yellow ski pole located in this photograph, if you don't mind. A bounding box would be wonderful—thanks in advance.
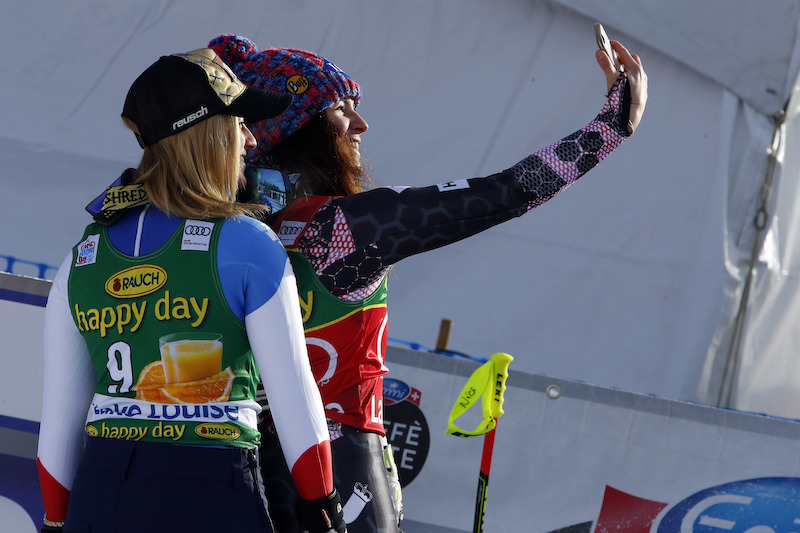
[445,352,513,533]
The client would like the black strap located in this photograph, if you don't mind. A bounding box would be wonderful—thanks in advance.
[296,489,346,533]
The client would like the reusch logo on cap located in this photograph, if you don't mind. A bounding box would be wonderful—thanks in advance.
[173,105,209,131]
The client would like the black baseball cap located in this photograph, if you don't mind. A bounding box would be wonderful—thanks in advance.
[122,48,293,148]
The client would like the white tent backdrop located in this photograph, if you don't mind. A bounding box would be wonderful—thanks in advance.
[3,0,800,418]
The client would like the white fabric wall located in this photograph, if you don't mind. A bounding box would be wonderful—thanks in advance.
[722,83,800,419]
[3,0,800,417]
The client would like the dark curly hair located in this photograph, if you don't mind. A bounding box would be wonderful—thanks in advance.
[265,113,373,198]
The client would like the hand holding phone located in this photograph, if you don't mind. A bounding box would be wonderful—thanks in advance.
[594,23,620,72]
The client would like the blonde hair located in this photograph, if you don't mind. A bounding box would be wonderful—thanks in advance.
[124,115,266,219]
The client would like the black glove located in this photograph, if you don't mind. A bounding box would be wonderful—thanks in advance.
[296,489,346,533]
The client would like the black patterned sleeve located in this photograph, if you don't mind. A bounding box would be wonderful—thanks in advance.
[310,74,632,297]
[512,73,631,208]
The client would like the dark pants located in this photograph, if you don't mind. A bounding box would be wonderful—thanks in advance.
[63,437,273,533]
[261,425,398,533]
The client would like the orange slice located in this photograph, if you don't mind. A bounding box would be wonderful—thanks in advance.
[133,361,168,402]
[161,367,235,404]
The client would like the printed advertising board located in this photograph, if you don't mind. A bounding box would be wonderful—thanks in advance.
[385,351,800,532]
[3,272,800,532]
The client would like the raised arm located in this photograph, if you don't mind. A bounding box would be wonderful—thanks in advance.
[301,42,647,299]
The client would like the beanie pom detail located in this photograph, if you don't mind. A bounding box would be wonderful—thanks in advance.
[209,34,259,67]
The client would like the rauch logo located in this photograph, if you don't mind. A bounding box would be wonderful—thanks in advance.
[105,265,167,298]
[195,423,241,440]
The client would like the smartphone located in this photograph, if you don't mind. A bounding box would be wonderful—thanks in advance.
[594,22,620,72]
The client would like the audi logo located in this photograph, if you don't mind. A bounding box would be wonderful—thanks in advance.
[185,225,212,236]
[279,226,302,236]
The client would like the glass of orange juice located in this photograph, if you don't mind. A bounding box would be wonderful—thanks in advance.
[159,332,223,384]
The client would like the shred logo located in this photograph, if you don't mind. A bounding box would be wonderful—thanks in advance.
[195,423,241,440]
[101,185,148,211]
[105,265,166,298]
[286,75,309,95]
[75,234,100,266]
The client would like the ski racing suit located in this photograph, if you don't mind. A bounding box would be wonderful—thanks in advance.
[38,202,332,531]
[258,73,634,532]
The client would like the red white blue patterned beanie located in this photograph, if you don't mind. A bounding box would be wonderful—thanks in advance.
[209,34,361,161]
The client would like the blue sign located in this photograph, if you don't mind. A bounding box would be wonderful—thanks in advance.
[383,378,411,405]
[657,477,800,532]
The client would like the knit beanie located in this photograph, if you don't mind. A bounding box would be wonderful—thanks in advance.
[209,34,361,161]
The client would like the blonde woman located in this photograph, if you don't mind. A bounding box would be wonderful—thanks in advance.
[38,49,345,533]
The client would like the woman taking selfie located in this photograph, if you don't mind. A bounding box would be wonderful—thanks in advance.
[207,31,647,533]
